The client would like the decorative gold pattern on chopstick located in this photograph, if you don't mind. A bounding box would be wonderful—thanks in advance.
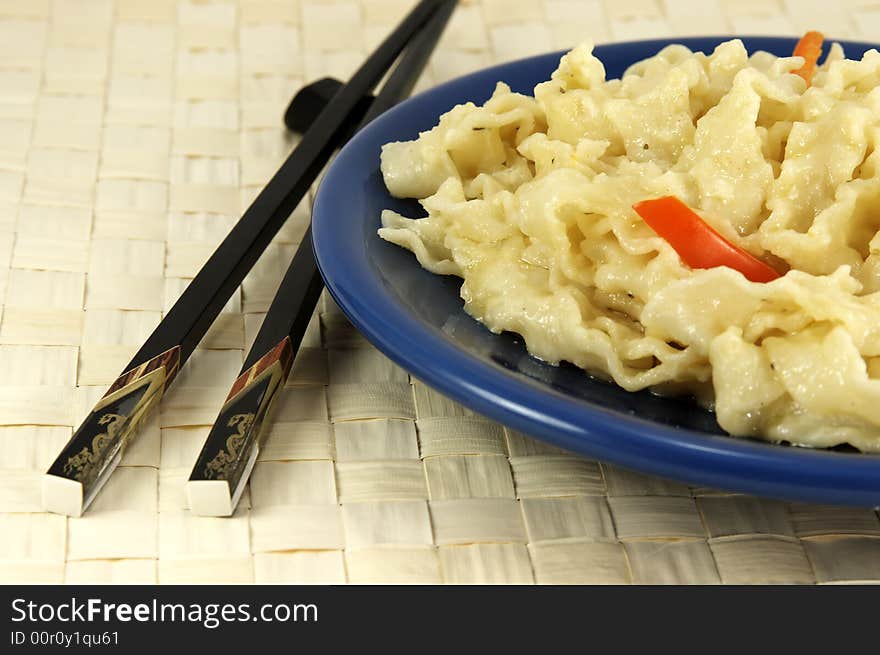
[105,346,180,397]
[226,338,292,402]
[202,413,257,480]
[189,337,292,490]
[61,413,125,482]
[46,346,181,493]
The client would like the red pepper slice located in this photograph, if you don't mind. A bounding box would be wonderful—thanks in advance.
[633,196,781,283]
[792,31,824,86]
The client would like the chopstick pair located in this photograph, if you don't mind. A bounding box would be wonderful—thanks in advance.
[43,0,457,518]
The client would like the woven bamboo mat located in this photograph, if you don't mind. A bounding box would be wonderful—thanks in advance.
[2,0,880,585]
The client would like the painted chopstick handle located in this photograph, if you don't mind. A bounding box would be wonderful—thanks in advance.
[186,338,293,516]
[42,347,181,517]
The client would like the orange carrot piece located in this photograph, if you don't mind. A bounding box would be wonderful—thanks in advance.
[792,31,824,86]
[633,196,781,284]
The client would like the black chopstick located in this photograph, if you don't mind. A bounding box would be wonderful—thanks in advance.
[42,0,450,518]
[185,0,457,517]
[284,77,374,135]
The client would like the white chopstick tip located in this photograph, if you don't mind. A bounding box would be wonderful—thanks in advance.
[42,473,84,518]
[186,480,235,517]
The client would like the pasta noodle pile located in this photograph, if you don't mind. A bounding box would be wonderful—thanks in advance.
[378,39,880,451]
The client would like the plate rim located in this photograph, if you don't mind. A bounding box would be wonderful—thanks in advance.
[312,35,880,507]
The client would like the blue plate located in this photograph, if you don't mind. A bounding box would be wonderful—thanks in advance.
[312,36,880,507]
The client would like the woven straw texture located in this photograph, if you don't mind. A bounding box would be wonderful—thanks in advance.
[2,0,880,585]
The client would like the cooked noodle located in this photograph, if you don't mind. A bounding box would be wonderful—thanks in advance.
[378,39,880,451]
